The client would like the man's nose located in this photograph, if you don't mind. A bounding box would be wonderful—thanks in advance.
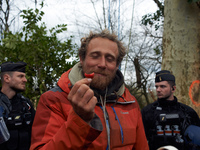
[23,77,27,82]
[98,57,106,68]
[156,87,161,92]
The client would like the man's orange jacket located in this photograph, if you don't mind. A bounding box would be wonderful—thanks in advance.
[30,63,149,150]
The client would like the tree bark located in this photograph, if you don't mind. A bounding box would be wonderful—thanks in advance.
[162,0,200,115]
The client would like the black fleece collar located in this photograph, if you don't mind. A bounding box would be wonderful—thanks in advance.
[158,96,178,107]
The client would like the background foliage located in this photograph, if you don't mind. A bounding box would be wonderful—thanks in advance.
[0,3,78,105]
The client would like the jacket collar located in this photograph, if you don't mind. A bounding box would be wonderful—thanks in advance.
[158,96,178,107]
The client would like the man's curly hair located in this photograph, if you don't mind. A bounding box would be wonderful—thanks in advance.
[78,29,126,66]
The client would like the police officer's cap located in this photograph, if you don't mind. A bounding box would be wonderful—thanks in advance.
[0,61,27,73]
[155,70,175,83]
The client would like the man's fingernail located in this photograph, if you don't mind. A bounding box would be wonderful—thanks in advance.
[87,78,92,82]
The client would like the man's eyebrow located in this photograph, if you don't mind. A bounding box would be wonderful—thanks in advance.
[90,51,116,58]
[89,51,100,55]
[155,85,166,86]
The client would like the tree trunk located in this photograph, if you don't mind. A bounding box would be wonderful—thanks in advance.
[162,0,200,115]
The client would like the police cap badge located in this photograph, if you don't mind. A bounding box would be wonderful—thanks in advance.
[155,70,175,83]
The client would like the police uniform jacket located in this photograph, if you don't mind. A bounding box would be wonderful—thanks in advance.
[141,96,200,150]
[0,91,35,150]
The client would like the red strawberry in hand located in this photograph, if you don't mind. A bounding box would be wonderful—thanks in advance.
[84,72,94,79]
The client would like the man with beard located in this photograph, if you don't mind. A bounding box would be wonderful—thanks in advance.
[141,70,200,150]
[0,61,35,150]
[30,29,149,150]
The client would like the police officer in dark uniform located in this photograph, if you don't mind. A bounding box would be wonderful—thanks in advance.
[141,70,200,150]
[0,61,35,150]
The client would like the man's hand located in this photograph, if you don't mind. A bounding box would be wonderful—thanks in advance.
[67,78,97,124]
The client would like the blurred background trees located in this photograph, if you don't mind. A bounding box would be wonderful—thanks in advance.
[0,1,78,107]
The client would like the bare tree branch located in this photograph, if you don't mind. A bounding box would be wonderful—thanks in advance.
[90,0,103,30]
[102,0,107,29]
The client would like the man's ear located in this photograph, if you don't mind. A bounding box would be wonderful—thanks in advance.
[172,86,176,91]
[117,64,120,70]
[3,74,11,83]
[79,56,83,65]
